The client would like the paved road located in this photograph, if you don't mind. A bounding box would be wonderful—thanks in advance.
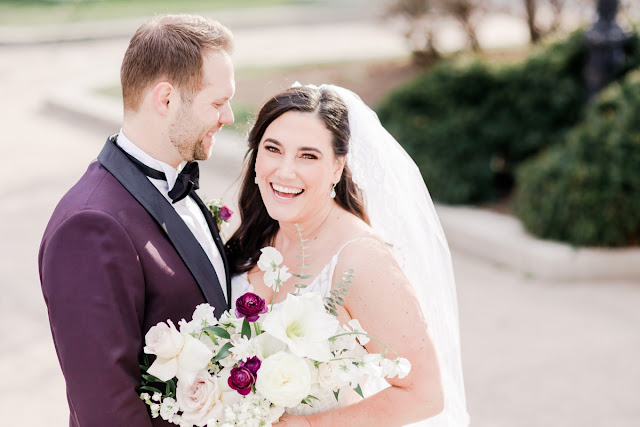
[1,6,639,427]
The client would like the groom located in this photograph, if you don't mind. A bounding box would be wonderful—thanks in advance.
[38,15,235,426]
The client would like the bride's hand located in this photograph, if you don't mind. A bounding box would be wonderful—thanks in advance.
[273,413,311,427]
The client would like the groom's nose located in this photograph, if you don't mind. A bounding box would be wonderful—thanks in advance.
[219,102,234,126]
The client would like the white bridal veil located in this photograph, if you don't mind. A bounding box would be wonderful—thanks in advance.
[295,83,470,427]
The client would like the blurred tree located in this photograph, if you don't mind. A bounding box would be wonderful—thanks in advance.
[442,0,483,52]
[384,0,487,63]
[385,0,441,65]
[523,0,568,44]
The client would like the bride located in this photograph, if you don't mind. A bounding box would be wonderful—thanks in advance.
[225,84,469,426]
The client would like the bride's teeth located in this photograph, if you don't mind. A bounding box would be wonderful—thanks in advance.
[272,184,302,194]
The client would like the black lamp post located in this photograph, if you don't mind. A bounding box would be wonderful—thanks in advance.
[584,0,629,98]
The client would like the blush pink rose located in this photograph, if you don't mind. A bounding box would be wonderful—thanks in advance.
[176,371,224,426]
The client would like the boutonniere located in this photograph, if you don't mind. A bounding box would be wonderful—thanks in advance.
[205,198,233,232]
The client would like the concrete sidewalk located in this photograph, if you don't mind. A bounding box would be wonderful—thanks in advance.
[1,4,639,427]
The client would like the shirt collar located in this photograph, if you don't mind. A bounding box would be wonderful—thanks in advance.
[116,130,181,190]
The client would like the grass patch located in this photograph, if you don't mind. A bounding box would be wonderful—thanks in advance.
[0,0,303,26]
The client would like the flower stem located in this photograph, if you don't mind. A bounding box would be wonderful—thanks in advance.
[329,332,400,358]
[269,269,282,312]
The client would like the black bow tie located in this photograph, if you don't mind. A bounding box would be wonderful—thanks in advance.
[120,148,199,204]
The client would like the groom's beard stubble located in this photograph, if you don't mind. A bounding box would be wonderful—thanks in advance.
[169,105,212,162]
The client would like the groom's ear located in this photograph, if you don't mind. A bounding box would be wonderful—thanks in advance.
[151,81,174,116]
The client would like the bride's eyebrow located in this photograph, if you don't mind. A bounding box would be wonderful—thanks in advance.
[263,138,324,155]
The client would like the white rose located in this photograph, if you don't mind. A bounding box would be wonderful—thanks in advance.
[144,320,184,359]
[176,371,224,427]
[261,293,339,362]
[255,351,312,408]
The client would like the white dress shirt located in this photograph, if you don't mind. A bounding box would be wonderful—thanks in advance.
[116,132,227,302]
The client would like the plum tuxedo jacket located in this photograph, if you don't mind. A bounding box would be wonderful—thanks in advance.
[39,136,231,426]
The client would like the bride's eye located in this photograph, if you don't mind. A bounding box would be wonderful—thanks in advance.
[264,145,280,154]
[301,152,318,160]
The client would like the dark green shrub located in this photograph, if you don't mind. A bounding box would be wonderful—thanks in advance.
[377,62,503,203]
[377,30,640,205]
[512,70,640,247]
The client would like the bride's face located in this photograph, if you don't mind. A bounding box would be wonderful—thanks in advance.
[255,110,344,224]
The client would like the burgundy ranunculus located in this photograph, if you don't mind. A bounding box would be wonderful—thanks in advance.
[228,366,255,395]
[240,356,262,376]
[235,292,268,322]
[220,206,233,221]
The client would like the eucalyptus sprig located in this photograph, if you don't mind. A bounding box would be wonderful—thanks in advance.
[293,223,313,295]
[324,269,353,316]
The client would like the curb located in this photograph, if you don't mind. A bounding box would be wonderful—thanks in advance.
[437,205,640,282]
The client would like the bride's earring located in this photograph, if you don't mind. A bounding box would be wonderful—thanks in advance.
[330,183,336,199]
[254,176,258,184]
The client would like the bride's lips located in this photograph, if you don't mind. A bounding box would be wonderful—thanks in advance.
[270,183,304,200]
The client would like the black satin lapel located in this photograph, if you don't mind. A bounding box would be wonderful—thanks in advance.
[97,137,227,313]
[190,191,232,310]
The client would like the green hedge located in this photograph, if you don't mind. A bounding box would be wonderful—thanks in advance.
[377,30,640,205]
[512,70,640,247]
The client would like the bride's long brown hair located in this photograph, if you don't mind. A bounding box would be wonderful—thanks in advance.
[226,86,369,274]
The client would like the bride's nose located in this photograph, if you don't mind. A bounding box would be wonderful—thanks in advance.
[274,156,297,180]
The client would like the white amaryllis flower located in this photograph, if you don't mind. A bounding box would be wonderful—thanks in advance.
[176,370,224,427]
[144,320,184,359]
[261,292,339,362]
[147,334,214,385]
[254,330,287,360]
[255,351,312,408]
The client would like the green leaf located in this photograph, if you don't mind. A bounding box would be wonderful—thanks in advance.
[139,385,163,394]
[353,384,364,399]
[335,297,344,305]
[213,342,234,361]
[241,318,251,339]
[333,390,340,401]
[203,326,231,340]
[142,373,163,383]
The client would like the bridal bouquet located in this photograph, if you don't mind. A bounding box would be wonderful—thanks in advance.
[139,247,411,427]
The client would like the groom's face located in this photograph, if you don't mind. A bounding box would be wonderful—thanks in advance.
[168,51,235,162]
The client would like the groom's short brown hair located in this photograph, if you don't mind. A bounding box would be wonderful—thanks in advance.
[121,14,233,111]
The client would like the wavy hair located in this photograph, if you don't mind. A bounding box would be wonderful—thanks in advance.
[226,86,368,274]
